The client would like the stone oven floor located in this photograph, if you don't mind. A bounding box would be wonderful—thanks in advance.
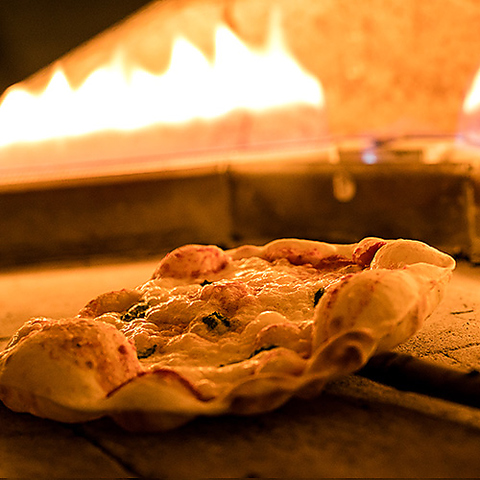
[1,257,480,478]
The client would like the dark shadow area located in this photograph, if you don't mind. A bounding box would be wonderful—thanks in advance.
[0,0,151,93]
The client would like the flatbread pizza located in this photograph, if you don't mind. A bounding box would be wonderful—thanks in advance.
[0,237,455,430]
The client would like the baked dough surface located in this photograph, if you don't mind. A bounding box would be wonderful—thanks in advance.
[0,237,455,430]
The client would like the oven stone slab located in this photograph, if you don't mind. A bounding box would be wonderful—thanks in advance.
[1,146,480,267]
[229,159,472,259]
[0,258,480,477]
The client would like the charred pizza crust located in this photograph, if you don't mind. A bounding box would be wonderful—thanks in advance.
[0,237,455,430]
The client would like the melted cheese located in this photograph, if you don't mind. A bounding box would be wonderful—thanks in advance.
[99,256,361,374]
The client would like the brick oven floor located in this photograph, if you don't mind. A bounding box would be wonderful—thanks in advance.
[1,257,480,477]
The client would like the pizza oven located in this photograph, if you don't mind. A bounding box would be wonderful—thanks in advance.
[2,0,480,265]
[1,1,480,477]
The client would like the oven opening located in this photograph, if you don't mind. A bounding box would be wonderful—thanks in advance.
[1,1,480,267]
[1,0,480,266]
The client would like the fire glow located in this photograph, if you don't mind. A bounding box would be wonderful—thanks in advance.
[459,67,480,146]
[0,11,324,151]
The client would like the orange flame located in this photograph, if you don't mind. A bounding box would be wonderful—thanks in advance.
[0,11,324,150]
[463,69,480,115]
[459,68,480,145]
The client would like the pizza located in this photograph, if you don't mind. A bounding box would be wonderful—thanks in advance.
[0,237,455,431]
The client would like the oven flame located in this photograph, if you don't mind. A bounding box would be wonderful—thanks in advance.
[459,67,480,146]
[0,11,324,150]
[463,70,480,115]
